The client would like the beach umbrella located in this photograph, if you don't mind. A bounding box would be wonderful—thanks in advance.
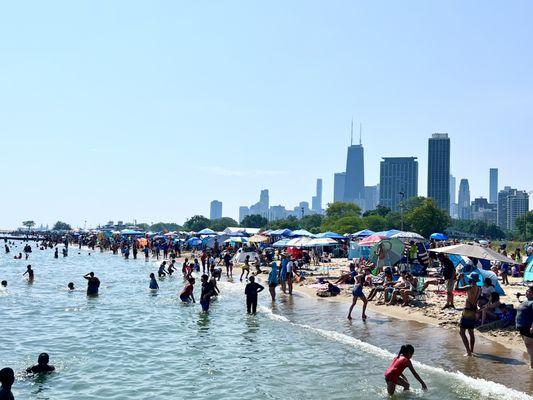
[430,233,448,241]
[186,237,202,246]
[430,243,518,264]
[270,229,293,237]
[285,237,313,248]
[352,229,375,238]
[317,231,345,239]
[224,237,248,244]
[248,234,269,243]
[197,228,216,236]
[369,238,405,266]
[272,238,290,248]
[391,231,425,241]
[358,234,386,246]
[120,229,143,235]
[291,229,314,237]
[309,237,337,247]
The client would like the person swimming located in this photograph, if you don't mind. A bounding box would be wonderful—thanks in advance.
[0,367,15,400]
[384,344,427,395]
[23,265,34,282]
[149,273,159,290]
[67,282,75,291]
[180,277,196,303]
[26,353,55,374]
[1,281,7,288]
[84,272,100,296]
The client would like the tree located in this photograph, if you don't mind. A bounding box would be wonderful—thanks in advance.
[209,217,238,232]
[299,214,324,233]
[22,221,35,231]
[150,222,182,232]
[362,215,386,232]
[515,211,533,241]
[268,216,300,231]
[183,215,211,232]
[321,202,362,233]
[405,198,451,238]
[363,205,391,217]
[52,221,72,231]
[240,214,268,229]
[135,223,150,231]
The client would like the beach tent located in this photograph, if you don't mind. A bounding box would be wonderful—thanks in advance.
[391,231,425,241]
[272,238,291,248]
[430,243,518,264]
[358,234,386,246]
[186,237,202,246]
[352,229,375,238]
[461,268,505,296]
[317,231,345,239]
[369,238,405,266]
[197,228,216,236]
[291,229,314,237]
[374,229,402,238]
[269,229,293,237]
[309,237,337,247]
[348,241,371,260]
[430,233,448,241]
[524,256,533,283]
[224,227,260,236]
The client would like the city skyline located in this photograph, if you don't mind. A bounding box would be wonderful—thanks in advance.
[0,2,532,229]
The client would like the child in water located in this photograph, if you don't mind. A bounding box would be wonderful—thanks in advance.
[384,344,427,395]
[149,273,159,290]
[26,353,55,374]
[180,278,196,303]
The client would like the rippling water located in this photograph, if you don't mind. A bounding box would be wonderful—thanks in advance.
[1,242,531,399]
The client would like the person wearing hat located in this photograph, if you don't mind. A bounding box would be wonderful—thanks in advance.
[455,272,481,357]
[516,285,533,369]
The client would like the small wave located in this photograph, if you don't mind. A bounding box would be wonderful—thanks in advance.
[260,306,532,400]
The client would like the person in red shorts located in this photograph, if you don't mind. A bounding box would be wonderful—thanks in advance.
[384,344,427,395]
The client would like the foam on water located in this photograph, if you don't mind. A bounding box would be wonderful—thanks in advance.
[259,306,533,400]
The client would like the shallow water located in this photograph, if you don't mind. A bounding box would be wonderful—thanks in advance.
[0,242,531,399]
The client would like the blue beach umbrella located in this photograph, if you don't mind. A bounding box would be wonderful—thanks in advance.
[317,231,345,239]
[187,237,202,246]
[352,229,375,238]
[430,233,448,241]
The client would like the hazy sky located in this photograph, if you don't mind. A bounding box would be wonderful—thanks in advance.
[1,1,532,229]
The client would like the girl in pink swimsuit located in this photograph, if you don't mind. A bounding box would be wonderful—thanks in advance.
[384,344,427,395]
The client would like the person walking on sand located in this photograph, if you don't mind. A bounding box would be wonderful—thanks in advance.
[456,273,481,356]
[347,270,368,320]
[267,261,279,301]
[244,276,264,315]
[384,344,427,395]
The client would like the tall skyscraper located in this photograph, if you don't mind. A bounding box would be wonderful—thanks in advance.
[239,206,250,223]
[449,174,458,219]
[498,187,529,230]
[489,168,498,204]
[343,143,365,207]
[458,179,471,220]
[209,200,222,220]
[259,189,269,214]
[364,185,379,212]
[379,157,418,212]
[427,133,450,212]
[333,172,346,203]
[311,178,323,213]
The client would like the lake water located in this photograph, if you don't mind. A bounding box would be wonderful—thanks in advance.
[1,241,532,399]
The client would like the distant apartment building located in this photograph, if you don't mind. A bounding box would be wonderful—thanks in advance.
[379,157,418,212]
[311,178,323,214]
[449,175,458,219]
[497,187,529,230]
[364,185,379,212]
[458,179,471,220]
[471,197,497,225]
[209,200,222,220]
[427,133,450,212]
[489,168,498,204]
[333,172,346,203]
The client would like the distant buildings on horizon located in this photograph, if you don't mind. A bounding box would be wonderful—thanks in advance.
[210,200,222,220]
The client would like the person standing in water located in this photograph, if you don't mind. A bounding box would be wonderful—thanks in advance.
[267,261,279,301]
[23,265,34,282]
[180,278,196,303]
[0,367,15,400]
[54,248,59,258]
[200,274,215,312]
[384,344,427,395]
[456,273,481,356]
[158,262,167,277]
[84,272,100,296]
[516,285,533,369]
[347,269,368,320]
[149,273,159,290]
[244,276,264,315]
[26,353,55,374]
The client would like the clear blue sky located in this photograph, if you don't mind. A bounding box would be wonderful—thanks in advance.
[1,1,531,229]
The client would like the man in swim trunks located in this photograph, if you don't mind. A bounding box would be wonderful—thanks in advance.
[456,272,481,356]
[84,272,100,296]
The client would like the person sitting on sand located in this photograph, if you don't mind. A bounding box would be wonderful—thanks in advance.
[384,344,427,395]
[455,272,481,357]
[26,353,55,374]
[334,263,356,285]
[0,367,15,400]
[399,274,418,307]
[478,278,495,307]
[478,292,503,326]
[149,273,159,290]
[368,269,394,301]
[385,272,409,305]
[180,278,196,303]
